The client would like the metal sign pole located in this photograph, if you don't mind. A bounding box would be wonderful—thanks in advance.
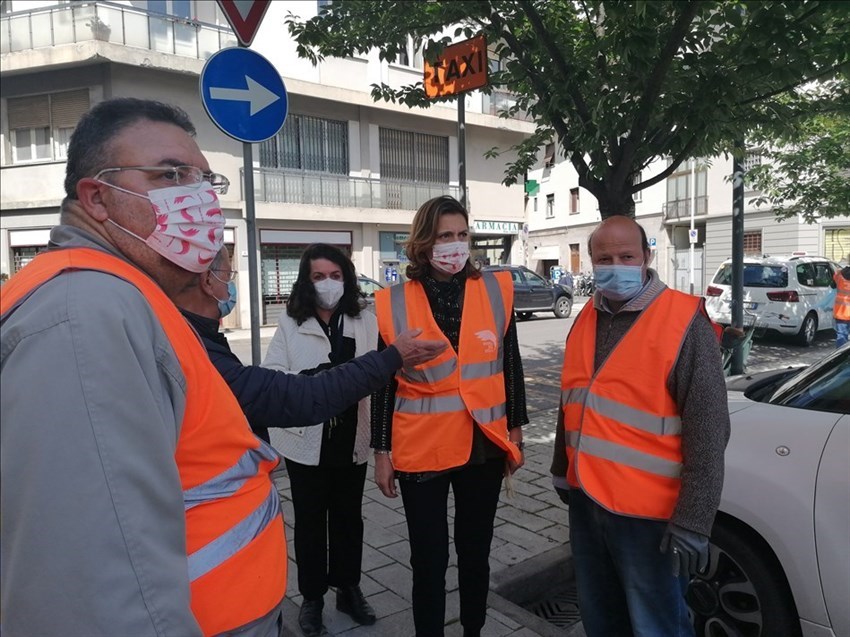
[458,95,467,209]
[243,140,261,365]
[731,142,745,375]
[689,161,696,295]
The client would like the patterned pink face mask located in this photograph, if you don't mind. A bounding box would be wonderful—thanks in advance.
[103,182,225,273]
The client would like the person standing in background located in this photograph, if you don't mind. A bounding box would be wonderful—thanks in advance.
[832,262,850,348]
[263,244,380,637]
[372,195,528,637]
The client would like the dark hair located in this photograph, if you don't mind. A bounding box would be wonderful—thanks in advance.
[404,195,480,281]
[587,216,650,257]
[64,98,196,200]
[287,243,363,325]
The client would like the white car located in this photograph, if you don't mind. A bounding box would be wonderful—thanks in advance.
[687,345,850,636]
[704,255,839,346]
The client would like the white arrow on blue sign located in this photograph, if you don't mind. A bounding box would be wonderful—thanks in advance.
[200,47,288,143]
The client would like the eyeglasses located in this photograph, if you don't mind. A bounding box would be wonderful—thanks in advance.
[211,269,238,282]
[94,165,230,194]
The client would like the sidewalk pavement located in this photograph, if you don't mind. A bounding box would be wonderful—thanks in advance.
[273,410,585,637]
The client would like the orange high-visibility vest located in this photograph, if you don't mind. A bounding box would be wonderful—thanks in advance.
[0,248,286,636]
[834,271,850,321]
[375,271,521,472]
[560,289,703,521]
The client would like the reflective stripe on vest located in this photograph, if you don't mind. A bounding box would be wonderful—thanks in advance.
[375,271,520,472]
[560,289,702,521]
[0,248,287,636]
[561,386,683,436]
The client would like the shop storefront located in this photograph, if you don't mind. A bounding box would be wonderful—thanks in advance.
[471,220,519,267]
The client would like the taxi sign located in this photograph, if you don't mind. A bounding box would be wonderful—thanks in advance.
[423,35,488,99]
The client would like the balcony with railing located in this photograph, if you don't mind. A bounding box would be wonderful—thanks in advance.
[244,168,460,210]
[0,1,235,59]
[663,196,708,222]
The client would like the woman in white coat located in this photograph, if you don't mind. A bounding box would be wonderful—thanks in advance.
[263,243,378,637]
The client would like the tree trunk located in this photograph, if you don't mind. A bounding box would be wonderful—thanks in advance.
[595,188,636,219]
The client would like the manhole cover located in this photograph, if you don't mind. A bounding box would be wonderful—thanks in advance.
[522,581,582,629]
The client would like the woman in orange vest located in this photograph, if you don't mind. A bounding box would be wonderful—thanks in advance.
[833,264,850,348]
[372,196,527,637]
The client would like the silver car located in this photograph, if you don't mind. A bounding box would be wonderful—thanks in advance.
[688,345,849,636]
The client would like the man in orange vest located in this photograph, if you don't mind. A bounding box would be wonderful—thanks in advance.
[0,98,444,637]
[833,263,850,348]
[550,216,730,637]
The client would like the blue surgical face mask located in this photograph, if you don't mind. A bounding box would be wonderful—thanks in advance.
[210,272,238,318]
[593,264,645,302]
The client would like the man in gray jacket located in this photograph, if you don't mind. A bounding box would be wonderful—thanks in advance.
[0,98,444,637]
[551,216,730,637]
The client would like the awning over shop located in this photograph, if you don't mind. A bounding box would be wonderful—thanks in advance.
[532,245,560,261]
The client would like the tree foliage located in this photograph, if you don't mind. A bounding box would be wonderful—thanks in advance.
[747,100,850,223]
[288,1,850,218]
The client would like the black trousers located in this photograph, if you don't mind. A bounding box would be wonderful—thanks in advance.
[399,458,504,637]
[285,458,368,601]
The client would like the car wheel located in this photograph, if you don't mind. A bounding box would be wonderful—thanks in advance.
[553,295,572,318]
[794,312,817,347]
[687,522,802,637]
[516,311,532,321]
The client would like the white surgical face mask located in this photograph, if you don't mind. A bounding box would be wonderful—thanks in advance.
[430,241,470,275]
[101,181,225,273]
[314,277,345,310]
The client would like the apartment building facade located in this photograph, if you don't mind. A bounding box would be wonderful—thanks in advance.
[525,150,850,295]
[0,0,534,327]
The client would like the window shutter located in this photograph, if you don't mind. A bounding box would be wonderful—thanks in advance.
[50,89,90,128]
[7,95,50,129]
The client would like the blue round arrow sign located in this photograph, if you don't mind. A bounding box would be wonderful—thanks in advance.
[200,47,288,143]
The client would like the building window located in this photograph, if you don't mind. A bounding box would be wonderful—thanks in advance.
[743,230,762,256]
[570,187,579,214]
[533,197,538,212]
[7,89,90,164]
[546,194,555,219]
[260,114,349,174]
[743,151,762,172]
[388,36,424,69]
[666,159,707,217]
[147,0,192,17]
[632,172,642,202]
[379,127,448,183]
[12,246,48,273]
[544,142,555,168]
[317,0,333,13]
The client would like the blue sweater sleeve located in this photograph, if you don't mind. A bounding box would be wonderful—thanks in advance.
[208,340,402,431]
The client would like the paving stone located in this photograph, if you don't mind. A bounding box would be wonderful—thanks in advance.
[369,562,413,602]
[496,505,555,532]
[508,476,546,497]
[378,539,410,565]
[361,543,396,572]
[494,521,560,554]
[363,519,406,549]
[361,500,407,528]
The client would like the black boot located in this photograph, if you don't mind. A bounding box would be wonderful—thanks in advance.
[298,598,324,637]
[335,584,376,625]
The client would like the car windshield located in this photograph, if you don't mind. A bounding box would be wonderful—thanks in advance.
[767,347,850,414]
[713,264,789,288]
